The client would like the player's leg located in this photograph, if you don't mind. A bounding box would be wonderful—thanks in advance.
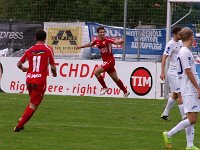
[94,65,108,95]
[108,70,130,97]
[177,93,186,119]
[161,72,181,120]
[163,95,199,149]
[185,112,199,150]
[14,84,46,132]
[161,92,177,120]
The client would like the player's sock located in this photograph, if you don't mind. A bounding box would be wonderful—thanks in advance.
[167,119,191,137]
[116,79,127,94]
[162,97,175,116]
[185,124,195,148]
[178,104,186,119]
[97,75,107,88]
[17,107,35,128]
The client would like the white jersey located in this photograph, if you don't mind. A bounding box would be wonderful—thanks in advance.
[163,39,182,72]
[177,47,198,96]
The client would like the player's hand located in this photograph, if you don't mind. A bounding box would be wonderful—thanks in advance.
[76,46,81,49]
[197,88,200,99]
[52,73,57,77]
[160,72,165,80]
[21,67,28,72]
[119,38,124,44]
[195,59,200,63]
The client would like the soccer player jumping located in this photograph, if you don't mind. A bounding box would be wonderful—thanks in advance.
[163,27,200,150]
[14,30,57,132]
[77,26,130,98]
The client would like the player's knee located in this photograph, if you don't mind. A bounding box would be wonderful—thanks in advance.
[29,103,37,110]
[188,115,198,124]
[113,78,119,83]
[171,93,178,100]
[94,70,100,77]
[190,119,197,125]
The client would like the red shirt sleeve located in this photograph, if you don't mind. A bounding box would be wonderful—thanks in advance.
[91,40,97,46]
[19,51,28,63]
[106,38,115,44]
[48,47,55,65]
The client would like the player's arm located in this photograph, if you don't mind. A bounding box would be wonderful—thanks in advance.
[185,68,199,90]
[160,55,168,80]
[160,43,172,80]
[185,68,200,98]
[77,43,93,49]
[17,61,28,72]
[113,38,124,45]
[48,47,57,77]
[51,65,57,77]
[182,52,200,97]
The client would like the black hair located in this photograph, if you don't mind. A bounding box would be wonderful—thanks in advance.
[97,26,105,33]
[172,26,182,34]
[35,30,47,42]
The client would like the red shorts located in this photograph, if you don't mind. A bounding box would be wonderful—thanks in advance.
[26,83,46,106]
[101,58,116,74]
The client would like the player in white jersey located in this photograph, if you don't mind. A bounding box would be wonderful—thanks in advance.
[163,27,200,150]
[160,26,185,120]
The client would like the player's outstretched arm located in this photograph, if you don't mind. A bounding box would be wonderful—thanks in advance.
[76,43,92,49]
[17,61,28,72]
[51,65,57,77]
[114,38,124,45]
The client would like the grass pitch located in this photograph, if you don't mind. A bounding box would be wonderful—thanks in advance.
[0,93,200,150]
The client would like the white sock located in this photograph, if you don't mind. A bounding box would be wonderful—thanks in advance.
[167,119,191,137]
[185,124,194,148]
[178,104,186,119]
[162,97,176,116]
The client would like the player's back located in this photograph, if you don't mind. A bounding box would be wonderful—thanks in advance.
[24,43,54,85]
[177,47,197,96]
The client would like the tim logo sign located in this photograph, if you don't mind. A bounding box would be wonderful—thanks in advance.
[130,67,153,96]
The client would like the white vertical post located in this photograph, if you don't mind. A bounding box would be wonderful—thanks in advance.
[122,0,127,61]
[164,0,172,99]
[137,21,141,62]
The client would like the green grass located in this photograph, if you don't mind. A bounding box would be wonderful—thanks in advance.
[0,93,200,150]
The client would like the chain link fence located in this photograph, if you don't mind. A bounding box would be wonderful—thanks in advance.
[0,0,200,61]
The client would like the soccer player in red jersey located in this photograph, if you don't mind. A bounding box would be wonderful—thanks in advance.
[14,30,57,132]
[77,26,130,98]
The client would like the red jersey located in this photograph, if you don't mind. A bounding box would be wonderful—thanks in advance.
[20,43,55,85]
[92,37,115,62]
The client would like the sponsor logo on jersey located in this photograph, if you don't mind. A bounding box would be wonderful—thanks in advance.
[166,47,170,54]
[130,67,153,96]
[27,73,42,78]
[31,50,46,55]
[192,105,198,109]
[188,57,191,66]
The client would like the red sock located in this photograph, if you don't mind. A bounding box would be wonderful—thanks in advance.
[17,107,35,128]
[116,79,127,94]
[97,75,107,88]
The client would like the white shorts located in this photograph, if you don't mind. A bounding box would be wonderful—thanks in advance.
[167,72,180,93]
[182,94,200,113]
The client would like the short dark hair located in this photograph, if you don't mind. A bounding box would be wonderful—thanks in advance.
[172,26,182,34]
[35,30,46,41]
[97,26,105,33]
